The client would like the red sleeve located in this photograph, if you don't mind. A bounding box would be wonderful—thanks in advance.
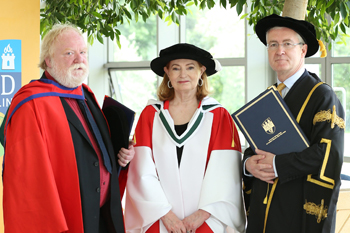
[133,105,157,149]
[207,107,242,164]
[3,101,72,232]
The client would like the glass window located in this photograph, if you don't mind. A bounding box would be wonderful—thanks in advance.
[304,64,321,79]
[111,16,157,62]
[186,5,245,58]
[209,66,245,114]
[332,27,350,57]
[332,64,350,176]
[209,66,246,149]
[107,5,247,150]
[332,64,350,131]
[110,70,158,133]
[333,64,349,131]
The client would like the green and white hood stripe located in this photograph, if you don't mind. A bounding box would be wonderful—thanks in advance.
[147,97,222,147]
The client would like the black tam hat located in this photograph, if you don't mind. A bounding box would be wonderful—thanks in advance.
[255,14,319,57]
[150,43,221,77]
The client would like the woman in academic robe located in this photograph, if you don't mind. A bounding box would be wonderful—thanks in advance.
[124,43,246,233]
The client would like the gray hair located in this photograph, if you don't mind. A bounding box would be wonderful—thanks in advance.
[266,26,305,44]
[38,24,83,70]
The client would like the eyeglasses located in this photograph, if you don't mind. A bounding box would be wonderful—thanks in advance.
[267,42,304,50]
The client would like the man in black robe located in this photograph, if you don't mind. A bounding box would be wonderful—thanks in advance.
[243,14,345,233]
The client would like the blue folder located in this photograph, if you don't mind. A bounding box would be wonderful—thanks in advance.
[232,86,309,155]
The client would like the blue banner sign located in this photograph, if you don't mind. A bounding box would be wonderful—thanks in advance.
[0,40,22,125]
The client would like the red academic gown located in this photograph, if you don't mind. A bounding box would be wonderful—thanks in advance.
[3,75,126,232]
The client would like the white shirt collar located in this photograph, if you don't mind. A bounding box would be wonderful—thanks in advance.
[277,66,305,90]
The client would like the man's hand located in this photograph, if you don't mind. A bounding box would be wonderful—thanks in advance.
[246,150,276,184]
[117,140,135,167]
[182,209,210,233]
[161,211,187,233]
[256,149,275,173]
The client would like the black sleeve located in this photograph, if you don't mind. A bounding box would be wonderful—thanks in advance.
[242,146,256,215]
[275,84,344,187]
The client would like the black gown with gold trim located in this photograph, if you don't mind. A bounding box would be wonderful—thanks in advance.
[243,70,345,233]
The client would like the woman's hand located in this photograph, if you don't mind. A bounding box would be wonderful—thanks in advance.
[161,211,187,233]
[182,209,210,233]
[117,141,135,167]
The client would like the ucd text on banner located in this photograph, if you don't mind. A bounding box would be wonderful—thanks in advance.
[0,40,22,126]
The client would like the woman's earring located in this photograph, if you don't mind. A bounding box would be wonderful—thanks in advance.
[167,80,173,89]
[198,78,203,87]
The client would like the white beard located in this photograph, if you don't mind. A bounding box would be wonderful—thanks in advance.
[49,61,89,88]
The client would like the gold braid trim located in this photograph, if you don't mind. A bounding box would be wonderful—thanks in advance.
[231,118,235,147]
[263,179,278,233]
[313,105,345,129]
[303,199,328,223]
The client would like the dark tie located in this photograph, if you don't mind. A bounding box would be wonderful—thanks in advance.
[78,99,112,173]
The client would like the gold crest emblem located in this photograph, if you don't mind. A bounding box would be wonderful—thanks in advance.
[262,117,275,134]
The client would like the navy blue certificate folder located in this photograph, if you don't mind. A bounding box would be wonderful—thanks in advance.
[102,96,135,175]
[232,86,309,155]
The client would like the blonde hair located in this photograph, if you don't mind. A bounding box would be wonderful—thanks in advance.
[38,24,83,70]
[157,62,210,101]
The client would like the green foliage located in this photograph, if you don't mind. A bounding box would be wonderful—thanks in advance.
[307,0,350,49]
[41,0,350,48]
[40,0,195,45]
[221,0,350,50]
[114,15,157,60]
